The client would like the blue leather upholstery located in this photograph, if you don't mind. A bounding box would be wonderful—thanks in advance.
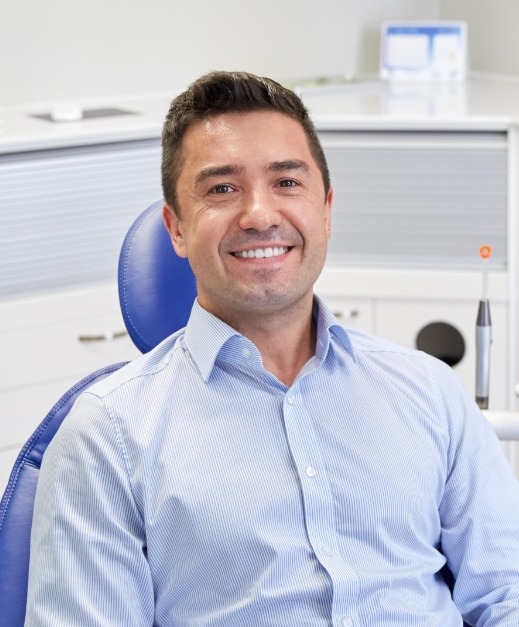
[0,363,127,627]
[118,199,197,353]
[0,199,196,626]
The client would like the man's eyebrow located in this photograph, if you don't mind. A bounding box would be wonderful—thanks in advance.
[266,159,310,174]
[194,160,309,185]
[195,164,244,184]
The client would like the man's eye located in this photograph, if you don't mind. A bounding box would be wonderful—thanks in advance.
[212,184,234,194]
[279,179,298,188]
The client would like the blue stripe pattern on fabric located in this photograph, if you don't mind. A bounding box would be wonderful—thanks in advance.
[25,297,519,626]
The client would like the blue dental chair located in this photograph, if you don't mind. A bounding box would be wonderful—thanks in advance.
[0,199,196,627]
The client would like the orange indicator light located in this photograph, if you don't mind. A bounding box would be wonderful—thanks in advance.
[479,245,492,260]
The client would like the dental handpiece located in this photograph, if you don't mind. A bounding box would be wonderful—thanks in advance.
[475,245,492,410]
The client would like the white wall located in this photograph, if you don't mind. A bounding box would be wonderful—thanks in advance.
[439,0,519,77]
[1,0,439,107]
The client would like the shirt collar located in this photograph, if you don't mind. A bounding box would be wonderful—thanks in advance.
[183,296,356,382]
[183,300,241,382]
[313,294,356,362]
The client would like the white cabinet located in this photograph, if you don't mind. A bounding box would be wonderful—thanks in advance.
[319,129,508,271]
[0,138,162,299]
[0,283,141,494]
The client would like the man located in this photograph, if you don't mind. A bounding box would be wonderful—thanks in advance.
[25,71,519,626]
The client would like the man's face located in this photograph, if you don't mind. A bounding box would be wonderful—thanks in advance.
[163,110,332,325]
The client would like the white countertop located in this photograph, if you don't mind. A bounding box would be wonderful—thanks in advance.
[301,74,519,132]
[0,93,173,154]
[3,74,519,154]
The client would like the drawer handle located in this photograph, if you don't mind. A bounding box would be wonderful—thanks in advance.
[78,330,128,342]
[333,309,359,320]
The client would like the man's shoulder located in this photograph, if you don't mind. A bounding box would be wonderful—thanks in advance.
[339,325,459,394]
[85,329,187,400]
[341,326,424,358]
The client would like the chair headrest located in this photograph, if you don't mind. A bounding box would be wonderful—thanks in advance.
[118,200,197,353]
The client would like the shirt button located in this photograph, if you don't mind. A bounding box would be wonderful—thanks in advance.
[305,465,317,478]
[242,347,251,358]
[286,396,294,405]
[341,618,352,627]
[321,545,333,557]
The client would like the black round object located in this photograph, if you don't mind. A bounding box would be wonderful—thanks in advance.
[416,322,465,367]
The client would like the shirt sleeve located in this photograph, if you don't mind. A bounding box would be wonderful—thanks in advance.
[435,358,519,626]
[24,391,154,627]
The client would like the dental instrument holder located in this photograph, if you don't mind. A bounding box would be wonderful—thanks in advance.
[476,299,492,409]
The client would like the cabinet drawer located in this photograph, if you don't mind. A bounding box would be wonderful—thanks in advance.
[0,283,141,454]
[0,313,139,391]
[0,283,141,392]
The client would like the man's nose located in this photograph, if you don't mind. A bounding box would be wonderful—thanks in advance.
[238,189,282,232]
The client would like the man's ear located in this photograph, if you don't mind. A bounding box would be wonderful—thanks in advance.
[324,186,333,240]
[162,203,188,258]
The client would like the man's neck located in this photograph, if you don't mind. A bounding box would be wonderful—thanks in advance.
[227,301,317,387]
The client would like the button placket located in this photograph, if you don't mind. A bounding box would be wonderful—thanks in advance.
[282,384,358,622]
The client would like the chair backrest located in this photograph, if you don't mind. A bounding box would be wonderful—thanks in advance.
[118,199,197,353]
[0,199,196,626]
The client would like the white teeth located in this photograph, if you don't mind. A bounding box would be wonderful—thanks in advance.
[234,247,288,259]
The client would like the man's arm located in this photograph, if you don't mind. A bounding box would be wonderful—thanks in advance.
[24,392,154,626]
[435,359,519,625]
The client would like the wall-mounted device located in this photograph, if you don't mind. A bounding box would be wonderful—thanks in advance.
[380,21,468,83]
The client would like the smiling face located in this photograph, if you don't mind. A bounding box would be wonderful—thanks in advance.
[163,110,332,327]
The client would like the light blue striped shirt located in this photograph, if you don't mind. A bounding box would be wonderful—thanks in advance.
[26,297,519,626]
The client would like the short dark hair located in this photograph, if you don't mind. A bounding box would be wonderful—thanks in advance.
[161,70,331,216]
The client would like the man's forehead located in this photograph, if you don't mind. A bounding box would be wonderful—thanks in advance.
[181,111,313,165]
